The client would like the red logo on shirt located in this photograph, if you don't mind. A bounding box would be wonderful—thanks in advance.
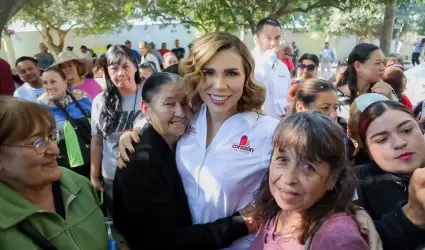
[232,135,254,153]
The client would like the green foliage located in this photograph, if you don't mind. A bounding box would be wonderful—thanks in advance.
[302,0,425,44]
[11,0,132,55]
[13,0,131,35]
[129,0,359,34]
[394,2,425,41]
[303,1,385,42]
[127,0,242,33]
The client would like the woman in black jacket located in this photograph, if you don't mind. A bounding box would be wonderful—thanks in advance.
[113,72,250,250]
[354,100,425,250]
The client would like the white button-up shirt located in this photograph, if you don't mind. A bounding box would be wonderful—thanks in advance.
[252,48,291,119]
[176,104,279,249]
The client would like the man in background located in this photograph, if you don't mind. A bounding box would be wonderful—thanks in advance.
[125,40,141,64]
[251,17,292,119]
[13,56,45,102]
[80,45,93,59]
[34,43,54,69]
[158,42,170,57]
[412,38,425,66]
[172,39,185,61]
[149,42,163,68]
[319,41,335,79]
[0,58,15,95]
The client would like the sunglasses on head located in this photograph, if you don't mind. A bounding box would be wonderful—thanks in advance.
[298,64,316,71]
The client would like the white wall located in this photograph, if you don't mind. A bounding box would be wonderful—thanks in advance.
[4,23,422,66]
[9,24,199,62]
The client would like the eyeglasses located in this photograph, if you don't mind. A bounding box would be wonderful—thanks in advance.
[2,131,61,154]
[298,64,316,71]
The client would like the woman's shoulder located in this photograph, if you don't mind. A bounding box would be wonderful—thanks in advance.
[59,167,98,199]
[91,91,105,106]
[243,112,279,130]
[60,167,91,186]
[69,88,90,100]
[353,162,383,179]
[37,93,54,107]
[312,213,368,249]
[127,126,164,163]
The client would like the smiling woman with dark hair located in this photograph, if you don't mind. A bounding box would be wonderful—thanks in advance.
[90,45,143,218]
[296,53,319,81]
[38,67,92,179]
[250,111,368,250]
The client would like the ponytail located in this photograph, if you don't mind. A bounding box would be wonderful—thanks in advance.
[337,65,358,104]
[288,84,299,103]
[291,79,336,114]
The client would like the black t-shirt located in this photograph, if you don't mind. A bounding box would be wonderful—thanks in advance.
[172,47,185,60]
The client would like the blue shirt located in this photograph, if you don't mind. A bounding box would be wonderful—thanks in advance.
[131,49,141,64]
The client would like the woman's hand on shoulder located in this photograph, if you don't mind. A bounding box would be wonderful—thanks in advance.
[239,205,259,234]
[117,128,142,169]
[352,208,383,250]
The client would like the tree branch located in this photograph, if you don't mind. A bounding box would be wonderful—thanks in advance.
[271,0,340,18]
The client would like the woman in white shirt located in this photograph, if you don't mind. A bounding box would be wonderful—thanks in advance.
[121,32,277,249]
[117,32,379,249]
[139,41,161,72]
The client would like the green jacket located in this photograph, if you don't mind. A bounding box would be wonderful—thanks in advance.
[0,167,108,250]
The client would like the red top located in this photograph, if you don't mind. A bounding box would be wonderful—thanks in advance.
[0,59,15,96]
[281,57,294,74]
[400,94,413,109]
[158,49,171,57]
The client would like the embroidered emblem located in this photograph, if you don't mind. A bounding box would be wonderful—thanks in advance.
[232,135,254,153]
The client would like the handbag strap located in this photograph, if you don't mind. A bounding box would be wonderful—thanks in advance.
[17,220,59,250]
[54,92,91,140]
[304,217,327,250]
[66,89,90,118]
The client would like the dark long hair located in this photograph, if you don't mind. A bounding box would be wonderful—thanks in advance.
[253,111,356,244]
[98,45,142,138]
[337,43,380,103]
[358,100,414,147]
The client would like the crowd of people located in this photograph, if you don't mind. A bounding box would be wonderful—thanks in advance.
[1,16,425,250]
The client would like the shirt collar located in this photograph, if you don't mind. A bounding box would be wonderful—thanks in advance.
[0,168,81,229]
[200,104,260,127]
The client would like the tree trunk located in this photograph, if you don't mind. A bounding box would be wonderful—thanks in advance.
[41,26,68,57]
[246,13,256,35]
[379,0,397,55]
[239,26,245,42]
